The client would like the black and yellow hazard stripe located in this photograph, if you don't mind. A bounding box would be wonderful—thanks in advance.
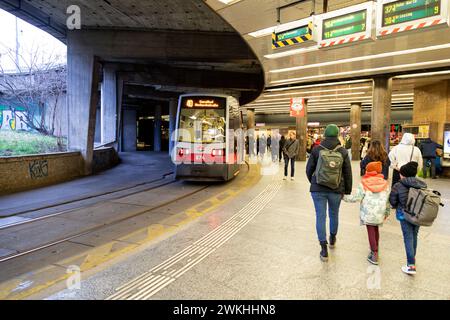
[272,23,313,49]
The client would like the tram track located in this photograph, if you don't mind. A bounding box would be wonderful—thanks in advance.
[0,181,210,263]
[0,172,175,229]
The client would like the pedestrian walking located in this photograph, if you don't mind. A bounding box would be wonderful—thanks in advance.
[360,140,391,180]
[388,133,423,187]
[279,135,286,162]
[389,162,426,275]
[344,161,391,265]
[419,138,443,179]
[283,132,299,181]
[306,124,353,262]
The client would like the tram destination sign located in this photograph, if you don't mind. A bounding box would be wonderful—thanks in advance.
[322,10,368,40]
[382,0,441,27]
[182,97,226,109]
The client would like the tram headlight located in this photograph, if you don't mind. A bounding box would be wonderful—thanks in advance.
[211,149,223,156]
[178,148,190,156]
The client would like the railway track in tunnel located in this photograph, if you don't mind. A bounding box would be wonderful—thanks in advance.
[0,180,210,263]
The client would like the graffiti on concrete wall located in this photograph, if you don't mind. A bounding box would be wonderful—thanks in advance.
[0,109,30,131]
[29,160,49,179]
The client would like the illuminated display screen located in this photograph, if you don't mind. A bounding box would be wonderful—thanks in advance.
[182,96,226,109]
[275,25,310,41]
[444,131,450,154]
[382,0,441,27]
[322,10,367,40]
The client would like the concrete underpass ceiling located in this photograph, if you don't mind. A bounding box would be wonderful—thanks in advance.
[0,0,265,105]
[207,0,450,114]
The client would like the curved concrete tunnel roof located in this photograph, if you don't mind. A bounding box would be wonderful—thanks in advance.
[0,0,265,105]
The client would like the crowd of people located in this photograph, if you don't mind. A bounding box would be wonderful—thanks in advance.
[302,125,443,275]
[245,126,444,275]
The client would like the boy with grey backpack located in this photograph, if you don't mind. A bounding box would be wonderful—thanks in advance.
[389,162,444,275]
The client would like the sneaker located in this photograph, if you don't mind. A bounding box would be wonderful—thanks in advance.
[291,177,295,181]
[401,265,417,275]
[329,234,337,249]
[283,176,287,180]
[320,242,328,262]
[367,251,378,265]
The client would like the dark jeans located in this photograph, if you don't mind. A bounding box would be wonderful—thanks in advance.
[366,225,380,253]
[279,148,284,162]
[423,157,436,178]
[392,169,401,187]
[284,156,295,177]
[311,192,342,243]
[400,219,420,265]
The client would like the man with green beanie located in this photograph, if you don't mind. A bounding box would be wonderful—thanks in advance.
[306,124,353,262]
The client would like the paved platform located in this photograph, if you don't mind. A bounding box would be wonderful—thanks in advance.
[0,152,174,220]
[43,160,450,300]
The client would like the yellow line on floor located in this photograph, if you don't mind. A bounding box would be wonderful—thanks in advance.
[0,165,261,300]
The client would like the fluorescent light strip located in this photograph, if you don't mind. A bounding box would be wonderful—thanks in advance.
[270,43,450,74]
[394,70,450,79]
[248,96,413,106]
[218,0,242,5]
[270,59,450,85]
[265,79,371,92]
[264,46,318,59]
[254,91,367,103]
[248,26,275,38]
[262,86,373,98]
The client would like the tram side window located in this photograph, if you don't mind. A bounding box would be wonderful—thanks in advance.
[178,108,226,144]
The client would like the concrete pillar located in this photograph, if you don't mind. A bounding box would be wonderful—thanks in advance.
[246,108,255,156]
[169,98,178,155]
[350,103,362,161]
[371,77,392,152]
[117,77,124,152]
[101,65,117,145]
[67,43,101,175]
[295,100,308,161]
[94,106,101,144]
[154,105,162,152]
[122,109,137,152]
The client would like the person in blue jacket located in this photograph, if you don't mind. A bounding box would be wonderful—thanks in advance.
[419,138,443,179]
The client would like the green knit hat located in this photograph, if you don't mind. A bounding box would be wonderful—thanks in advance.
[324,124,339,137]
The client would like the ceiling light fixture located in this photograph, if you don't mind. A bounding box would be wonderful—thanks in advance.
[394,70,450,79]
[262,86,373,98]
[270,59,450,85]
[265,80,372,92]
[270,43,450,73]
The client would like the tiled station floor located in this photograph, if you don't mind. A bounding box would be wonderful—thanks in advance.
[45,159,450,300]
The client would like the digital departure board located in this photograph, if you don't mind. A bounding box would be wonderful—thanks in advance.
[182,97,226,109]
[322,10,368,40]
[382,0,441,27]
[275,26,310,42]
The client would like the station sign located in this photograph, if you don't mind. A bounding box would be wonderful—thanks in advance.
[290,98,306,117]
[272,17,314,49]
[317,1,375,48]
[377,0,449,37]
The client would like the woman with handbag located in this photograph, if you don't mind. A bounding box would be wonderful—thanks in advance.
[388,133,423,187]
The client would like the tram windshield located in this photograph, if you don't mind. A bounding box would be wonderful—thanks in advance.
[178,97,226,144]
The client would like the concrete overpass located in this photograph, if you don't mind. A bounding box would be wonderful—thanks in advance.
[0,0,264,173]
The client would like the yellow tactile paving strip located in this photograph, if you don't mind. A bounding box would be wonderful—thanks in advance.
[0,165,261,300]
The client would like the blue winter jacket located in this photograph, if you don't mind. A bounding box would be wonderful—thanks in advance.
[389,177,427,220]
[419,138,443,159]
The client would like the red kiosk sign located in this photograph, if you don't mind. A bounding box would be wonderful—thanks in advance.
[290,98,306,117]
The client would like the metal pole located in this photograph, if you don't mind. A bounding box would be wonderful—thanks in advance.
[15,17,20,69]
